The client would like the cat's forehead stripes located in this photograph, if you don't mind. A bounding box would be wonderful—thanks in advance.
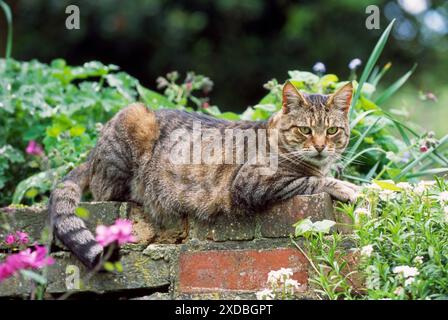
[305,94,329,106]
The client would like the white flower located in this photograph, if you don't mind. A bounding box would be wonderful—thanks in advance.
[394,287,404,295]
[355,207,370,217]
[267,270,281,284]
[312,62,326,74]
[349,58,362,70]
[379,189,397,201]
[414,181,436,195]
[397,182,412,191]
[393,265,419,278]
[439,191,448,203]
[284,279,300,294]
[443,207,448,222]
[278,268,293,283]
[404,277,416,286]
[267,268,293,284]
[413,256,424,265]
[360,245,374,257]
[256,288,274,300]
[413,183,427,195]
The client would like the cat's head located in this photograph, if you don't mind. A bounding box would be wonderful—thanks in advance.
[270,81,353,167]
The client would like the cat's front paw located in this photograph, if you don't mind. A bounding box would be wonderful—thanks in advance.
[339,180,362,193]
[326,183,359,203]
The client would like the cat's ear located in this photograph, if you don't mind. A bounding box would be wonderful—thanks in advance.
[282,81,309,114]
[327,82,353,113]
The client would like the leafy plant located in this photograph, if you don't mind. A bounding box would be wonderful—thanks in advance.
[295,178,448,300]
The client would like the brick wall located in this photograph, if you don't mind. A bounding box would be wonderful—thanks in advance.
[0,193,339,299]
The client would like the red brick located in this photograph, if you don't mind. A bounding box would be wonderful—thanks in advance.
[178,248,308,293]
[259,193,334,237]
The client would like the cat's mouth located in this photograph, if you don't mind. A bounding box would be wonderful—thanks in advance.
[306,153,330,165]
[311,154,327,161]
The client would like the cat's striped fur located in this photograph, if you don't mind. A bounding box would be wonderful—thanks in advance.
[49,81,358,268]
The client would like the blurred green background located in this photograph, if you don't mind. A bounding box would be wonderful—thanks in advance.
[1,0,447,134]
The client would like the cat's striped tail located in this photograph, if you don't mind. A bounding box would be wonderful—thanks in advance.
[49,162,103,269]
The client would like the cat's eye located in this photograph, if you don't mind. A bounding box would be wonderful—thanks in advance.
[298,126,312,135]
[327,127,339,135]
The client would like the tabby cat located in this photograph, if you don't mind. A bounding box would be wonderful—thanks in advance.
[49,81,358,268]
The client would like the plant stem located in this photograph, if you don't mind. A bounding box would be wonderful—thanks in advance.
[0,0,13,59]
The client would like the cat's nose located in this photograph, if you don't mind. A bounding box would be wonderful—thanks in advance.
[314,145,326,153]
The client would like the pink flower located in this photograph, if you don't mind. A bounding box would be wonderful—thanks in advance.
[0,263,15,281]
[95,219,136,247]
[420,145,428,153]
[0,246,54,282]
[25,140,44,156]
[4,234,15,245]
[15,246,54,268]
[16,231,29,244]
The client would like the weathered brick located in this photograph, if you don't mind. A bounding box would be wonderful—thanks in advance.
[0,202,123,249]
[126,203,188,245]
[259,192,334,238]
[189,214,255,242]
[0,250,170,297]
[178,248,308,293]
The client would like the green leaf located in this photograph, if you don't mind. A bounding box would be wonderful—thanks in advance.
[288,71,319,87]
[46,126,62,138]
[293,218,314,237]
[69,125,86,137]
[350,19,396,116]
[114,262,124,273]
[365,161,380,181]
[397,134,448,179]
[293,218,336,236]
[75,207,90,220]
[258,92,279,105]
[372,179,402,191]
[350,110,376,130]
[319,74,339,88]
[344,118,381,166]
[103,261,115,272]
[359,96,380,111]
[313,220,336,233]
[374,64,417,106]
[20,270,47,285]
[25,187,39,199]
[385,168,401,179]
[0,0,13,59]
[12,165,69,204]
[137,84,175,109]
[216,112,240,120]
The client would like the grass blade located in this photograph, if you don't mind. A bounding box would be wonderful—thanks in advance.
[365,161,381,181]
[343,147,384,169]
[350,19,395,116]
[397,134,448,179]
[350,110,376,130]
[0,0,13,59]
[345,117,381,166]
[406,168,448,179]
[375,64,417,106]
[342,175,371,183]
[371,62,392,87]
